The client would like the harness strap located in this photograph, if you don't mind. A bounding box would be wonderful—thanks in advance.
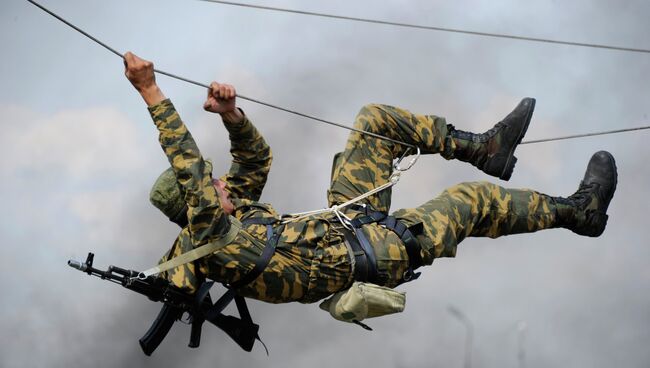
[347,205,424,281]
[378,216,424,270]
[196,283,266,353]
[350,210,387,227]
[190,216,281,354]
[342,229,372,282]
[351,227,380,284]
[242,217,278,226]
[230,219,284,289]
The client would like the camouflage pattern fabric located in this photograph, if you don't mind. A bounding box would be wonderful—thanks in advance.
[150,100,351,303]
[329,104,561,281]
[150,100,563,304]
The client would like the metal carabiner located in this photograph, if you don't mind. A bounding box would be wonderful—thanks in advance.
[394,146,421,172]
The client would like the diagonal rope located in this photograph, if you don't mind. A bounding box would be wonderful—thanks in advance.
[521,125,650,144]
[196,0,650,55]
[26,0,415,149]
[25,0,650,148]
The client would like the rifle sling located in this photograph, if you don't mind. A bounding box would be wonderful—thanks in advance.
[139,216,242,278]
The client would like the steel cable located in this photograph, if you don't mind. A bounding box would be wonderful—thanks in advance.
[26,0,650,147]
[196,0,650,54]
[26,0,416,148]
[521,125,650,144]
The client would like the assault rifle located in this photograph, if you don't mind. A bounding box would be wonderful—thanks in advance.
[68,252,265,355]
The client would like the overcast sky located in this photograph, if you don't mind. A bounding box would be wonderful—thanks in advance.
[1,0,649,367]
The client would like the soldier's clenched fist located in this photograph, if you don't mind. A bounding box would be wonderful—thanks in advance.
[124,51,165,106]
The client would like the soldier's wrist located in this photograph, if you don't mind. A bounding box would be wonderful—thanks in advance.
[220,108,245,126]
[140,85,166,106]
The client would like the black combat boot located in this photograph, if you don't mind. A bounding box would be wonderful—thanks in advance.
[447,98,536,181]
[553,151,618,237]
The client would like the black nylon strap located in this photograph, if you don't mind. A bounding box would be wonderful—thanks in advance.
[348,206,425,272]
[379,216,424,270]
[342,229,370,282]
[229,224,284,289]
[242,217,279,226]
[195,280,215,307]
[234,295,252,323]
[205,289,236,321]
[192,216,279,354]
[350,211,387,227]
[352,227,380,284]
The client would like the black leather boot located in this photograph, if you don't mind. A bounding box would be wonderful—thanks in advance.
[554,151,618,237]
[448,98,536,181]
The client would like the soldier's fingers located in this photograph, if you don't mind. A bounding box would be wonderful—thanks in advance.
[131,53,144,64]
[228,86,236,99]
[210,82,221,98]
[222,84,232,99]
[209,81,219,92]
[123,51,134,67]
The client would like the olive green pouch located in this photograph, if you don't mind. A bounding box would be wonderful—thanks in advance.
[319,282,405,324]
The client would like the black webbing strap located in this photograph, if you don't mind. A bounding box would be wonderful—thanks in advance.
[229,221,284,289]
[350,210,387,228]
[241,217,278,226]
[190,216,281,353]
[194,282,263,352]
[347,205,424,281]
[342,228,371,282]
[351,227,380,284]
[195,280,216,308]
[378,216,424,270]
[204,288,235,320]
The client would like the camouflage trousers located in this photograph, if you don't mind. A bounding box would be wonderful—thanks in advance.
[328,104,559,264]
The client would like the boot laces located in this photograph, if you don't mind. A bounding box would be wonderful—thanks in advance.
[482,121,505,139]
[568,182,598,207]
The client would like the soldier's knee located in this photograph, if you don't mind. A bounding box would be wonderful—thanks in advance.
[354,104,388,133]
[445,181,495,201]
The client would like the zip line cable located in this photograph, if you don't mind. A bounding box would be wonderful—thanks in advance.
[26,0,650,148]
[521,125,650,145]
[25,0,415,149]
[196,0,650,55]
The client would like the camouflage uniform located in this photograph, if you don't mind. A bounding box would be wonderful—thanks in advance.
[150,100,562,305]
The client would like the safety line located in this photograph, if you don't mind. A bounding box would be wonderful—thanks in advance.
[26,0,416,149]
[521,125,650,144]
[25,0,650,147]
[196,0,650,55]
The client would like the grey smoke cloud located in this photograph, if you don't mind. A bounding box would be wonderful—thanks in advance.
[1,0,649,367]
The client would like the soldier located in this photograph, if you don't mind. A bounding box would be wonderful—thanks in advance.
[124,51,617,307]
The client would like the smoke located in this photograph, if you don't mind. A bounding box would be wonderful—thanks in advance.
[1,0,649,367]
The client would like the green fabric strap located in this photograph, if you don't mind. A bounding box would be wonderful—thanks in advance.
[140,216,242,278]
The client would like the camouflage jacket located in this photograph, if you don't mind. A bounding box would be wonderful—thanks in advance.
[150,100,410,304]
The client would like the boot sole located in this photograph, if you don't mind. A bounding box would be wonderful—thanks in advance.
[499,98,536,180]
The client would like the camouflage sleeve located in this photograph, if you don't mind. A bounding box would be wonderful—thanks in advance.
[148,99,231,244]
[218,111,272,201]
